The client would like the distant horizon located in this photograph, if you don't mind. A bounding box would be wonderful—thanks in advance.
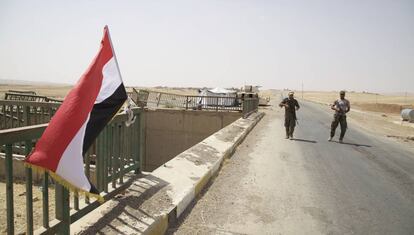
[1,78,413,96]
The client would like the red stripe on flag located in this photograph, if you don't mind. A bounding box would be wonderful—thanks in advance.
[26,27,113,172]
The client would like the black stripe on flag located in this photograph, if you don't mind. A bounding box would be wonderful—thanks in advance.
[83,83,128,155]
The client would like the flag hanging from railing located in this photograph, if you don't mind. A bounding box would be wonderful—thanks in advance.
[25,26,127,202]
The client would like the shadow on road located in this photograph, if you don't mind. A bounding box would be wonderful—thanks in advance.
[331,140,372,147]
[291,138,318,143]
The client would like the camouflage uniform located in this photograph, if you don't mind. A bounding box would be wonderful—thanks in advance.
[330,98,350,140]
[280,97,300,138]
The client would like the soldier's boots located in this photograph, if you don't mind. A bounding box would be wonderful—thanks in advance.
[289,127,294,140]
[285,127,295,140]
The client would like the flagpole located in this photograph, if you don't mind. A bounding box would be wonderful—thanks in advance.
[105,25,135,125]
[105,25,124,83]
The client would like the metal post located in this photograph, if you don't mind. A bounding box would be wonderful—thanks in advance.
[5,144,14,235]
[42,172,49,228]
[242,99,245,117]
[103,127,109,193]
[23,105,30,126]
[55,184,70,235]
[2,104,6,129]
[10,105,14,128]
[139,111,146,173]
[105,126,112,192]
[109,124,115,189]
[96,133,103,191]
[119,124,125,184]
[85,152,90,204]
[134,116,140,174]
[74,191,79,211]
[112,124,120,188]
[157,93,162,107]
[25,141,34,235]
[15,105,19,128]
[101,132,106,190]
[41,107,45,123]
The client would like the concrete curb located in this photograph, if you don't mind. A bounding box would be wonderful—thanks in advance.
[72,112,264,235]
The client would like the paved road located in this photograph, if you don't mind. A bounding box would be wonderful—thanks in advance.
[169,93,414,234]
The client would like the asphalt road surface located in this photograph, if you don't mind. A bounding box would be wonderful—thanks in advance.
[169,92,414,234]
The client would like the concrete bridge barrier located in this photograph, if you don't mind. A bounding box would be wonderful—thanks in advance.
[72,112,264,234]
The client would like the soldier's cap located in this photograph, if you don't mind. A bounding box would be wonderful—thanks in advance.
[340,90,346,95]
[288,91,294,96]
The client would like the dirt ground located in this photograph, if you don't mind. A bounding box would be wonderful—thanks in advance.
[0,182,56,234]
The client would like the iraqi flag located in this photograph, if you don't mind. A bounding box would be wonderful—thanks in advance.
[25,26,127,201]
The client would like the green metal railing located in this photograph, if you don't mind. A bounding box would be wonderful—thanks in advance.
[1,108,143,235]
[144,90,242,111]
[4,93,63,103]
[242,98,259,118]
[0,100,61,130]
[135,90,259,116]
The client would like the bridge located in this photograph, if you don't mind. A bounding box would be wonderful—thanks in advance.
[0,91,259,234]
[1,91,414,234]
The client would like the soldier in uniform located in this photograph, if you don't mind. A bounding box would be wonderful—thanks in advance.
[329,90,350,143]
[279,91,300,139]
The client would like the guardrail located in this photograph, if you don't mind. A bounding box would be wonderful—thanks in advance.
[5,93,63,103]
[139,90,256,112]
[0,100,61,130]
[1,108,143,235]
[145,92,242,111]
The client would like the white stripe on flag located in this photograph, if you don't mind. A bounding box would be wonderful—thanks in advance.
[95,57,122,104]
[56,115,92,192]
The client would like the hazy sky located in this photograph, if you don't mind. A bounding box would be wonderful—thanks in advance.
[0,0,413,92]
